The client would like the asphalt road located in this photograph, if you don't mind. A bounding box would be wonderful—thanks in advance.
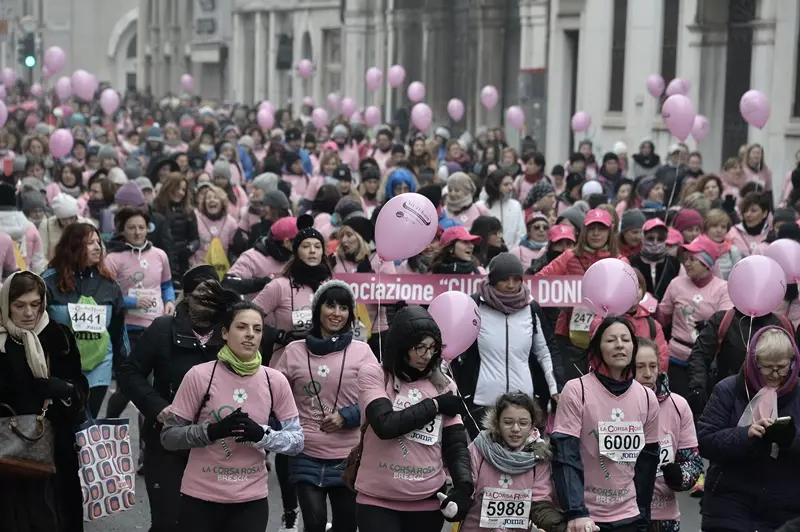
[85,401,704,532]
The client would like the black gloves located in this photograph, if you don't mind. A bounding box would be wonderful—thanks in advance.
[440,484,471,522]
[206,410,249,441]
[234,416,266,443]
[435,392,466,417]
[35,377,74,400]
[275,329,297,346]
[660,463,684,491]
[764,419,797,448]
[687,390,708,419]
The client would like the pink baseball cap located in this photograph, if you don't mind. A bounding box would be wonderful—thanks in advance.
[642,218,667,232]
[322,140,339,152]
[440,226,482,248]
[271,217,299,241]
[666,228,683,246]
[548,224,576,243]
[681,234,722,268]
[584,208,613,228]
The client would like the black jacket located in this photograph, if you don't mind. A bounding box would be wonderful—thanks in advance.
[147,205,178,281]
[629,254,681,302]
[160,205,199,284]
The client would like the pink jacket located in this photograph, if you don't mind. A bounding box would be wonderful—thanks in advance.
[727,224,768,257]
[333,253,395,332]
[227,249,285,299]
[253,276,316,366]
[45,184,89,216]
[743,165,773,191]
[508,245,544,268]
[444,203,491,231]
[0,232,19,278]
[282,172,312,203]
[190,210,237,267]
[339,144,360,171]
[371,149,393,175]
[0,210,45,273]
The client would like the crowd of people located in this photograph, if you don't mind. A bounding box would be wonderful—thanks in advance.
[1,84,800,532]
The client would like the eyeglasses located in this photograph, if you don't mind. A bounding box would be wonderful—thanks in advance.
[413,344,438,357]
[531,224,549,231]
[500,419,532,430]
[758,361,793,377]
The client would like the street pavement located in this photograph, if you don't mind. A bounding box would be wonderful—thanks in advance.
[86,401,704,532]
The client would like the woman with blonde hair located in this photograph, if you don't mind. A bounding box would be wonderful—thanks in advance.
[703,208,742,280]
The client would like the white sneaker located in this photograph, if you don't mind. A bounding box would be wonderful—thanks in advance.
[326,524,332,531]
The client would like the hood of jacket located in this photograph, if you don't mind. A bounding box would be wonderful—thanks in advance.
[481,407,552,460]
[254,234,292,263]
[383,306,446,386]
[0,209,30,241]
[106,234,153,254]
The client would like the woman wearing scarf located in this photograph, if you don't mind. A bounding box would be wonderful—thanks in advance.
[478,169,526,248]
[460,392,564,532]
[190,184,237,270]
[42,222,128,418]
[152,173,199,286]
[657,235,733,397]
[431,226,486,275]
[630,140,661,181]
[470,216,508,266]
[551,317,660,532]
[727,190,771,257]
[161,300,304,532]
[741,143,773,191]
[211,159,248,222]
[0,271,88,532]
[354,306,473,532]
[697,327,800,531]
[672,209,703,245]
[232,173,281,256]
[45,162,87,209]
[451,253,560,435]
[596,153,623,198]
[275,281,376,532]
[618,209,646,258]
[514,151,547,203]
[703,209,742,280]
[510,212,550,268]
[444,172,489,230]
[633,338,703,532]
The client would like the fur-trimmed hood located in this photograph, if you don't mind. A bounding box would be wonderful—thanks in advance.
[482,407,553,461]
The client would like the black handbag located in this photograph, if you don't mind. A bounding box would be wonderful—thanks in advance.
[0,400,56,477]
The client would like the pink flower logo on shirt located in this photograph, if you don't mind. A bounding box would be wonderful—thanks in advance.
[611,408,625,422]
[233,388,248,403]
[499,474,513,488]
[408,389,423,404]
[317,365,330,377]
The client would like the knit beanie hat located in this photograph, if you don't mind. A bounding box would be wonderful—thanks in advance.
[20,191,46,215]
[342,213,375,244]
[620,209,647,233]
[565,172,584,193]
[107,167,128,186]
[262,189,291,211]
[124,158,142,179]
[311,279,355,314]
[672,208,703,232]
[773,208,797,226]
[212,159,231,180]
[524,179,556,209]
[97,144,117,162]
[51,193,79,219]
[114,181,146,206]
[135,177,154,192]
[334,197,363,219]
[252,173,279,194]
[487,252,525,286]
[557,204,587,229]
[293,215,326,253]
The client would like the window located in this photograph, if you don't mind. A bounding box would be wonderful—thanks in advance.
[608,0,628,112]
[793,7,800,116]
[660,0,680,89]
[323,29,342,98]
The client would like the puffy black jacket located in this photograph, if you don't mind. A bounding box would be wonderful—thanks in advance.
[629,254,681,301]
[147,206,178,281]
[158,205,198,285]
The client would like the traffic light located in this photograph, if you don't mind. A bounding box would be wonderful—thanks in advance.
[18,34,35,68]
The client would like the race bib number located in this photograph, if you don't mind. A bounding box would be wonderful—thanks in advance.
[479,488,531,529]
[656,435,674,477]
[68,303,107,334]
[569,307,594,333]
[352,320,369,341]
[393,395,441,446]
[598,421,645,463]
[291,309,312,332]
[128,288,162,316]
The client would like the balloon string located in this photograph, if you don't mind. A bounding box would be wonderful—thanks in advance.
[444,363,480,435]
[378,270,382,364]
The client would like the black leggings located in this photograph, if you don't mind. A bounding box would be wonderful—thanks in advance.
[274,454,297,512]
[177,494,269,532]
[144,444,187,532]
[296,483,357,532]
[357,503,444,532]
[88,386,107,419]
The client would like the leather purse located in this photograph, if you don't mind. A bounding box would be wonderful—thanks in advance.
[0,400,56,477]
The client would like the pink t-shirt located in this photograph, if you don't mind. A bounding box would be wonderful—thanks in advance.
[333,253,396,332]
[460,442,555,532]
[169,361,298,503]
[252,276,316,366]
[282,173,312,203]
[275,340,378,459]
[651,393,697,521]
[657,275,733,362]
[0,232,18,277]
[355,364,462,511]
[104,245,172,328]
[552,373,659,524]
[191,210,238,267]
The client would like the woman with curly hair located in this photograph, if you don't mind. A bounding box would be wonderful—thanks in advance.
[42,222,128,417]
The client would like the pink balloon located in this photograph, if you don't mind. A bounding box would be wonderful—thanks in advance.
[764,239,800,283]
[44,46,66,73]
[259,100,275,116]
[311,107,329,129]
[728,256,786,317]
[0,101,8,128]
[297,59,313,79]
[661,94,696,141]
[571,111,591,133]
[327,92,341,112]
[100,89,120,115]
[692,115,710,141]
[55,76,72,101]
[341,97,357,118]
[363,106,381,127]
[49,128,74,158]
[257,108,275,130]
[42,66,51,80]
[481,85,499,110]
[30,83,42,98]
[411,103,433,131]
[506,106,525,130]
[61,104,74,118]
[375,192,438,261]
[180,74,195,93]
[447,99,465,122]
[350,111,363,124]
[365,67,382,92]
[740,89,771,129]
[665,78,690,97]
[1,68,15,87]
[428,292,481,361]
[302,96,314,107]
[646,74,665,98]
[407,81,425,103]
[582,258,640,317]
[71,70,95,101]
[387,65,406,88]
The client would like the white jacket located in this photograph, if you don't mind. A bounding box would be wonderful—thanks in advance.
[477,198,526,249]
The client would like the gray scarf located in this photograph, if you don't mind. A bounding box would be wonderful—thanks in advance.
[473,429,540,475]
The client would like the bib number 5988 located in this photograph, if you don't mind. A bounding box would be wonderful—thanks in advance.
[484,501,527,517]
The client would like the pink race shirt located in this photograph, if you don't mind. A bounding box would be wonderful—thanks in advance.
[252,277,315,365]
[169,361,298,503]
[355,364,462,512]
[104,246,172,328]
[275,340,378,459]
[552,373,659,524]
[651,393,697,521]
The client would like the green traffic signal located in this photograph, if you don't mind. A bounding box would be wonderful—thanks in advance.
[24,56,35,68]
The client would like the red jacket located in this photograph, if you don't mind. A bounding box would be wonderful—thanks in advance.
[590,305,669,372]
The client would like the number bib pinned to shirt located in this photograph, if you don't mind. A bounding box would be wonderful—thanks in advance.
[569,307,595,349]
[479,487,532,529]
[393,395,442,446]
[291,309,312,332]
[598,421,645,463]
[68,302,108,333]
[128,288,163,316]
[68,297,110,372]
[656,435,674,477]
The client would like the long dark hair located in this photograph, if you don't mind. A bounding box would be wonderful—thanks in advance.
[586,316,638,380]
[483,169,508,210]
[470,215,504,265]
[49,223,114,293]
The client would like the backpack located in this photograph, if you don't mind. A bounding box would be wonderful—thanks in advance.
[11,241,26,270]
[204,237,231,280]
[715,308,794,358]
